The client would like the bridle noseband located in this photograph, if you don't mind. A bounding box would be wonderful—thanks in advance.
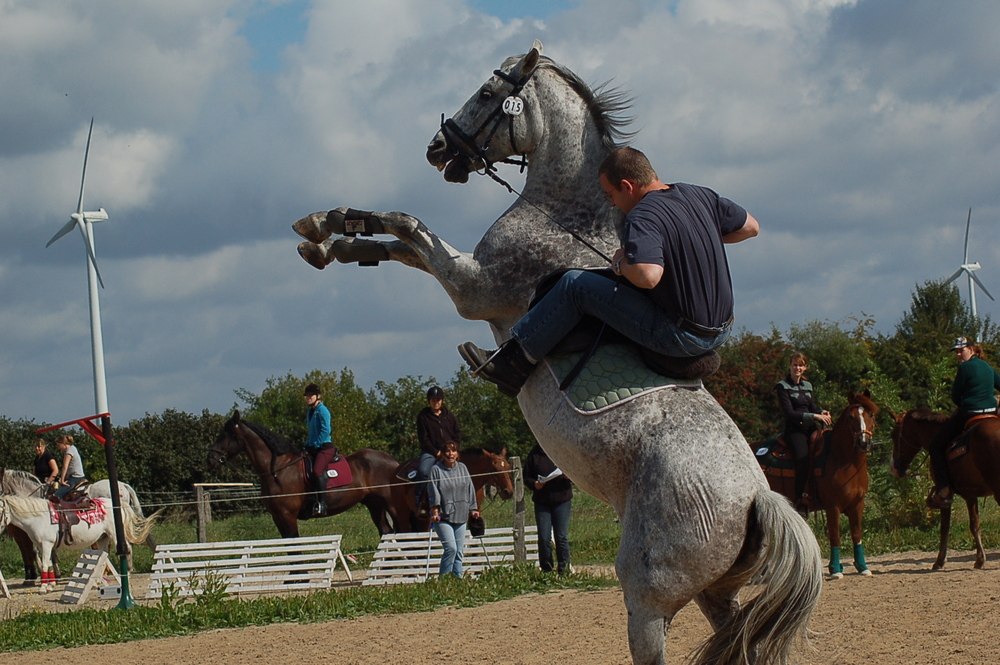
[439,68,533,175]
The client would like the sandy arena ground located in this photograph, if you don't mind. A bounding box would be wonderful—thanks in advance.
[1,549,999,664]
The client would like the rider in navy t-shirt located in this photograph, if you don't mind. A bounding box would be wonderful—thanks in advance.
[459,146,759,397]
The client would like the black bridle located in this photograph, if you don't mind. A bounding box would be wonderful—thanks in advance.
[439,68,532,174]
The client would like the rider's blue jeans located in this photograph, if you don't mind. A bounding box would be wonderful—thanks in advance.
[511,270,730,361]
[434,520,467,578]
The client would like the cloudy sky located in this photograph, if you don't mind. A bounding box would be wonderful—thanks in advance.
[2,0,999,425]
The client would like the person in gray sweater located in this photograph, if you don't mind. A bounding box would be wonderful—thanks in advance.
[427,441,479,578]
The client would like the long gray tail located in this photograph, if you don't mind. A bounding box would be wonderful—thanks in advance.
[693,489,823,665]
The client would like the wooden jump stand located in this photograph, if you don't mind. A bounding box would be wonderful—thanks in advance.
[60,549,122,605]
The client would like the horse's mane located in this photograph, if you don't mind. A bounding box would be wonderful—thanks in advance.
[908,407,948,424]
[0,495,48,518]
[506,55,636,150]
[1,469,45,496]
[241,419,301,457]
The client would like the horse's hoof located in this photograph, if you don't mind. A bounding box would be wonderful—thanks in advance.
[292,212,333,243]
[858,568,873,576]
[297,242,329,270]
[827,572,844,581]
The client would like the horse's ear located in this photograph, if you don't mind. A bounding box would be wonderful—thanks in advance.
[847,390,856,403]
[500,446,507,458]
[225,410,241,431]
[532,39,544,56]
[863,388,872,398]
[513,43,542,80]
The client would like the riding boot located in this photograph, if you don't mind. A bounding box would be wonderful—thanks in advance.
[458,339,536,397]
[793,458,810,517]
[312,474,327,517]
[414,489,429,519]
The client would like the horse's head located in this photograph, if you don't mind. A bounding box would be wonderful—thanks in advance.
[889,408,933,478]
[427,41,544,183]
[844,390,879,453]
[465,447,514,500]
[208,410,244,471]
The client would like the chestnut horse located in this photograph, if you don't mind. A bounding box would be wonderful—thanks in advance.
[890,408,1000,570]
[755,391,879,578]
[391,448,514,532]
[208,411,400,536]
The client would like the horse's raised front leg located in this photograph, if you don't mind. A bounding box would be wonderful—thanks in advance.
[293,208,485,315]
[966,497,986,569]
[933,505,952,570]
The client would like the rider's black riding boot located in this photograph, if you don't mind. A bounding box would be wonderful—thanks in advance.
[793,458,810,517]
[458,339,536,397]
[312,474,327,517]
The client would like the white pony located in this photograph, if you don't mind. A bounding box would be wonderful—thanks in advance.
[293,42,821,665]
[0,495,158,593]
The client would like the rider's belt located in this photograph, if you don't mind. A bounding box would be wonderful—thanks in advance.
[677,315,734,338]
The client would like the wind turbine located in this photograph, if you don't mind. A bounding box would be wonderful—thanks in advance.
[45,117,110,415]
[945,208,995,321]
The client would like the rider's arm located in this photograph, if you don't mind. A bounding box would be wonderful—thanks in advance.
[612,248,663,289]
[46,458,59,483]
[59,452,72,484]
[723,212,759,244]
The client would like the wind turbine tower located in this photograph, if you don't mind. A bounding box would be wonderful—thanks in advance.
[46,118,110,414]
[946,208,995,321]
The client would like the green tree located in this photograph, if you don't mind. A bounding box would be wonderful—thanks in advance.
[367,374,438,460]
[705,328,791,443]
[445,369,534,458]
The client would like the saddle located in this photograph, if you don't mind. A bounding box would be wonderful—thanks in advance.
[47,483,96,548]
[303,450,353,489]
[753,430,828,479]
[532,268,721,381]
[396,458,420,483]
[947,413,999,461]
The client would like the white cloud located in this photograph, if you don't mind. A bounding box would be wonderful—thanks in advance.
[1,0,1000,424]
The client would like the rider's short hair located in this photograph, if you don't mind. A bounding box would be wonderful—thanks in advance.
[599,147,658,188]
[303,382,322,397]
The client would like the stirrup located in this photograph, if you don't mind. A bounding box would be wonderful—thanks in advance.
[926,488,953,510]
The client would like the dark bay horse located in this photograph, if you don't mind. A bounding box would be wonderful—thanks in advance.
[391,448,514,532]
[208,411,400,536]
[755,391,880,578]
[890,408,1000,570]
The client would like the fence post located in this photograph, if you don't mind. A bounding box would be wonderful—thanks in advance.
[511,456,526,562]
[195,485,212,543]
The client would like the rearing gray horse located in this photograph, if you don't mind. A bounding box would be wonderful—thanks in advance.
[293,41,821,665]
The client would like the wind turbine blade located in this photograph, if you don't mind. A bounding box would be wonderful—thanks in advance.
[76,222,106,289]
[963,208,971,264]
[76,117,94,217]
[945,268,964,284]
[970,271,995,301]
[46,218,78,247]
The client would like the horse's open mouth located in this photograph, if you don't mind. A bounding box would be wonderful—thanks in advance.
[436,155,475,183]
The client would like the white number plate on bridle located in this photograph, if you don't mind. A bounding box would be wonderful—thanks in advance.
[502,96,524,116]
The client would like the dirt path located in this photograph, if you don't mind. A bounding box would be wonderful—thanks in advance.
[1,549,999,664]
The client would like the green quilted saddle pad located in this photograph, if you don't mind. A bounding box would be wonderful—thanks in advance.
[544,343,702,414]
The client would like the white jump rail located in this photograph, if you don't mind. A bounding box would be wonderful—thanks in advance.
[364,526,539,586]
[146,534,352,598]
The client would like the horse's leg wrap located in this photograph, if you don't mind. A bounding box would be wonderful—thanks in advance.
[853,543,869,573]
[828,546,843,575]
[331,238,389,266]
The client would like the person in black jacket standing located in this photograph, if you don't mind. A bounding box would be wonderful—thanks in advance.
[774,352,832,516]
[525,443,573,574]
[414,386,462,518]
